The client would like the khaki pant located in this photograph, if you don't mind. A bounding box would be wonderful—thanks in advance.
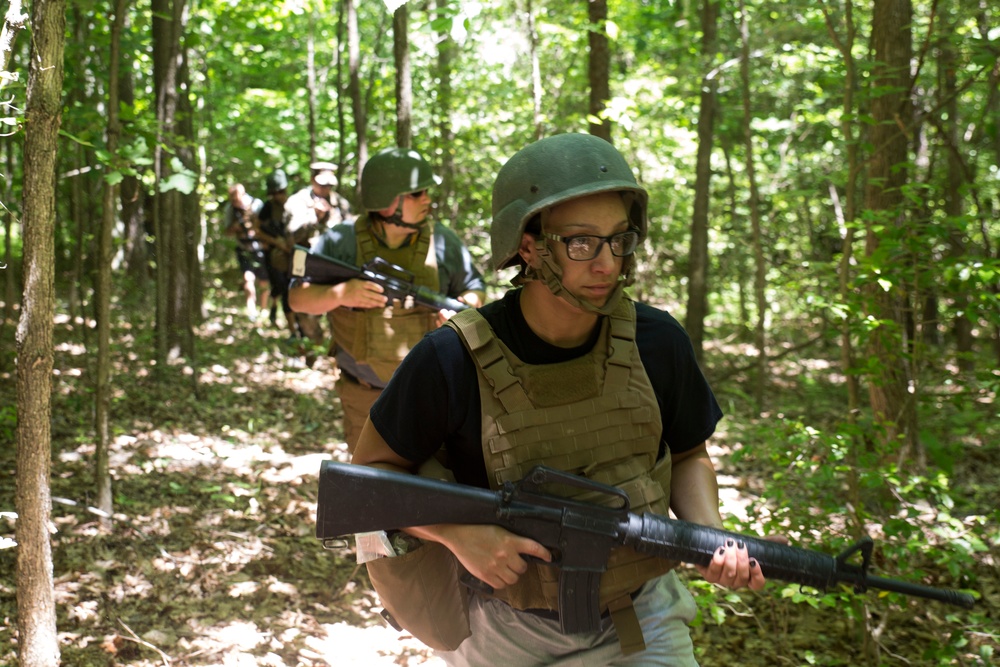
[335,374,384,454]
[438,572,699,667]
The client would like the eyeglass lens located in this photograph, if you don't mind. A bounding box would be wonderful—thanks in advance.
[565,231,638,260]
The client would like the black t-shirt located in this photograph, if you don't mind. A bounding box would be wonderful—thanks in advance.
[369,289,723,489]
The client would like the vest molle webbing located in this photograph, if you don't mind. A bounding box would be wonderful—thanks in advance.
[445,297,678,655]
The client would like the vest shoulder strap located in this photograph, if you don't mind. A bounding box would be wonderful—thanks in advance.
[445,309,533,413]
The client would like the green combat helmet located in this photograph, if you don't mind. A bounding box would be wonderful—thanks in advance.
[361,147,442,212]
[266,169,288,194]
[490,133,648,315]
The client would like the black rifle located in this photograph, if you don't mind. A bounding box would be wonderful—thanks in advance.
[316,462,975,635]
[290,245,470,313]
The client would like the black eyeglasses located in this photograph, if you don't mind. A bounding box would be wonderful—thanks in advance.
[542,229,639,261]
[406,189,427,199]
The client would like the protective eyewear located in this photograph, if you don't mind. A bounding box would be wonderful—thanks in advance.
[543,229,639,261]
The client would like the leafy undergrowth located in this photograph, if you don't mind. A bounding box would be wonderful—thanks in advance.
[0,289,997,666]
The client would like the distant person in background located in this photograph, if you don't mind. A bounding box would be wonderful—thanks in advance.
[283,161,354,364]
[252,169,294,332]
[289,147,485,452]
[222,182,267,321]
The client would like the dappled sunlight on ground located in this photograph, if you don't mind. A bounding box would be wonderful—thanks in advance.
[2,289,997,666]
[305,623,444,666]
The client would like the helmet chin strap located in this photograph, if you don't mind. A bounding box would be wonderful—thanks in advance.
[521,240,629,316]
[374,209,425,231]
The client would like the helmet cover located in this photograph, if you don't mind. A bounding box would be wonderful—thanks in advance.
[361,147,442,211]
[490,133,648,271]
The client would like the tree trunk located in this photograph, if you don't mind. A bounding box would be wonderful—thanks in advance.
[346,0,366,198]
[738,0,768,411]
[307,20,318,163]
[587,0,611,142]
[335,0,347,177]
[525,0,543,140]
[151,0,191,363]
[393,5,412,148]
[864,0,918,463]
[940,14,973,371]
[117,26,148,287]
[685,0,719,362]
[177,49,202,346]
[2,133,17,329]
[16,1,65,665]
[434,0,458,221]
[95,0,128,528]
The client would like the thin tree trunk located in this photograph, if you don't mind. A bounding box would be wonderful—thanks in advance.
[177,48,201,354]
[307,20,318,163]
[16,1,65,665]
[525,0,543,140]
[117,25,148,286]
[151,0,189,362]
[940,12,973,370]
[434,0,458,220]
[346,0,366,197]
[587,0,611,142]
[335,0,347,176]
[738,0,768,411]
[394,5,412,148]
[823,4,863,417]
[685,0,719,362]
[3,133,17,328]
[95,0,128,528]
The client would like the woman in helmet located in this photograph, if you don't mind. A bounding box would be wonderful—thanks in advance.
[352,134,778,665]
[289,147,485,452]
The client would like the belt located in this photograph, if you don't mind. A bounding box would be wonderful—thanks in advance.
[501,585,644,623]
[341,370,381,391]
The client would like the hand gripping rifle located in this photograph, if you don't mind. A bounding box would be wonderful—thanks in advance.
[290,246,470,313]
[316,462,975,635]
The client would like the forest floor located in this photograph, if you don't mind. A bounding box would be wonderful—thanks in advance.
[1,284,998,666]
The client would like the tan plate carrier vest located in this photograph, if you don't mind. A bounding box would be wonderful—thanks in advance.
[329,220,440,383]
[444,298,678,654]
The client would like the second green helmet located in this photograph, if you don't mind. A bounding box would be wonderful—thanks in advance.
[490,133,648,270]
[361,147,442,211]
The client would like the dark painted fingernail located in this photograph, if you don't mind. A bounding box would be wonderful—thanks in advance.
[750,559,758,569]
[737,540,745,550]
[726,539,735,548]
[717,546,726,556]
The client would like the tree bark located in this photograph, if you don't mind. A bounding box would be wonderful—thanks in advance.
[393,5,412,148]
[307,20,318,163]
[434,0,458,220]
[587,0,611,142]
[525,0,543,140]
[95,0,129,528]
[346,0,366,198]
[940,12,973,370]
[685,0,719,362]
[864,0,918,463]
[151,0,191,362]
[16,1,65,665]
[738,0,768,411]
